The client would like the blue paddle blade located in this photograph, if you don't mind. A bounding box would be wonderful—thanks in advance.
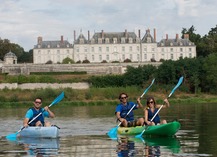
[6,132,18,141]
[49,91,64,107]
[168,76,184,98]
[107,126,118,139]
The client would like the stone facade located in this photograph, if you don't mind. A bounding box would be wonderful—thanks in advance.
[33,29,196,64]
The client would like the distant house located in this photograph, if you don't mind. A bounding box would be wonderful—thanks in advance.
[4,51,17,64]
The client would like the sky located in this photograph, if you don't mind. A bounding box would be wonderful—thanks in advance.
[0,0,217,51]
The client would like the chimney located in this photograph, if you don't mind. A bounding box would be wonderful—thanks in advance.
[74,30,76,42]
[138,29,141,38]
[125,29,127,38]
[101,30,104,38]
[166,34,168,40]
[176,34,179,41]
[184,34,189,39]
[88,30,90,41]
[146,29,150,33]
[37,36,42,44]
[154,28,156,42]
[61,35,63,43]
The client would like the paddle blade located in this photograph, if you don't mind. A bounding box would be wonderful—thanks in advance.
[6,132,18,141]
[49,91,64,107]
[140,78,155,98]
[168,76,184,98]
[107,126,118,139]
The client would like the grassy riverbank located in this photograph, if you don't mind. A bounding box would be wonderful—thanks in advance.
[0,87,217,107]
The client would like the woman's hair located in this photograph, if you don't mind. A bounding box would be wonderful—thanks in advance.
[146,96,156,108]
[118,93,128,100]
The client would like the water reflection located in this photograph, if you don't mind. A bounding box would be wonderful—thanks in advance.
[116,136,181,157]
[11,137,59,156]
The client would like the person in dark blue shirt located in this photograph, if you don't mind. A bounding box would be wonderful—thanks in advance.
[115,93,144,127]
[144,96,170,125]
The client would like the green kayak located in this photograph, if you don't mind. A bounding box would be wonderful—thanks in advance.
[117,121,181,136]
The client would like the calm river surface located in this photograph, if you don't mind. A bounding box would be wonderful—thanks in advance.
[0,102,217,156]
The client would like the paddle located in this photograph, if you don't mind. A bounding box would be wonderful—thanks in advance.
[135,76,184,138]
[6,91,65,140]
[107,78,155,138]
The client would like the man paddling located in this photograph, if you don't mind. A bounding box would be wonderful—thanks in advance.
[115,93,144,127]
[23,97,55,127]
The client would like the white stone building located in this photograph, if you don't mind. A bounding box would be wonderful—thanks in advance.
[33,36,73,64]
[33,29,196,64]
[4,51,17,64]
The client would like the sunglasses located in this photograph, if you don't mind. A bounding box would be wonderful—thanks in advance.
[35,101,42,104]
[120,96,127,99]
[148,101,154,104]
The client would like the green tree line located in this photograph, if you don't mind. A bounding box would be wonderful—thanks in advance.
[89,54,217,94]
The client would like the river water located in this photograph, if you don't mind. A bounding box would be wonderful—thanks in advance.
[0,103,217,156]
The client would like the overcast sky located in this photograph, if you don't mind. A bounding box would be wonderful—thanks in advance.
[0,0,216,51]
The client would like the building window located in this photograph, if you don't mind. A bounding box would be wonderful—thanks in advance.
[152,48,155,52]
[189,53,192,58]
[99,55,102,61]
[99,47,102,52]
[130,54,133,60]
[84,47,87,52]
[144,48,147,52]
[170,48,173,52]
[162,48,164,52]
[67,50,69,54]
[57,50,60,54]
[129,46,132,52]
[91,47,94,52]
[137,54,139,60]
[189,48,192,52]
[122,46,125,52]
[106,47,109,52]
[171,54,173,60]
[106,55,109,60]
[92,55,94,61]
[114,46,117,52]
[152,54,155,59]
[38,50,41,54]
[180,53,183,58]
[180,48,183,52]
[76,48,79,52]
[144,54,147,60]
[137,46,140,51]
[85,55,87,60]
[122,54,125,60]
[47,50,50,54]
[161,54,164,59]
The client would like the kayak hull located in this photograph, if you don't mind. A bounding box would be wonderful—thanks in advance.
[19,126,59,138]
[117,121,181,136]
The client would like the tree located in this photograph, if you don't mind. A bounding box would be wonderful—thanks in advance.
[62,57,75,64]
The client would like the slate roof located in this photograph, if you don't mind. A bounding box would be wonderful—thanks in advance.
[141,30,155,43]
[157,38,195,47]
[74,33,88,44]
[34,40,73,49]
[4,51,17,58]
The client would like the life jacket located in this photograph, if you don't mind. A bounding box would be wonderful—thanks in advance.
[119,102,134,122]
[28,107,45,126]
[147,108,160,124]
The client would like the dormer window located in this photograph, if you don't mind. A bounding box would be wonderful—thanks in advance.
[98,38,102,44]
[105,38,109,44]
[57,44,60,48]
[170,42,173,46]
[38,45,41,48]
[161,43,164,46]
[113,38,117,44]
[129,38,133,43]
[121,37,125,44]
[147,37,151,43]
[79,39,84,44]
[91,39,95,44]
[47,45,50,48]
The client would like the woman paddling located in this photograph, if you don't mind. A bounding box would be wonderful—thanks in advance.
[144,96,170,126]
